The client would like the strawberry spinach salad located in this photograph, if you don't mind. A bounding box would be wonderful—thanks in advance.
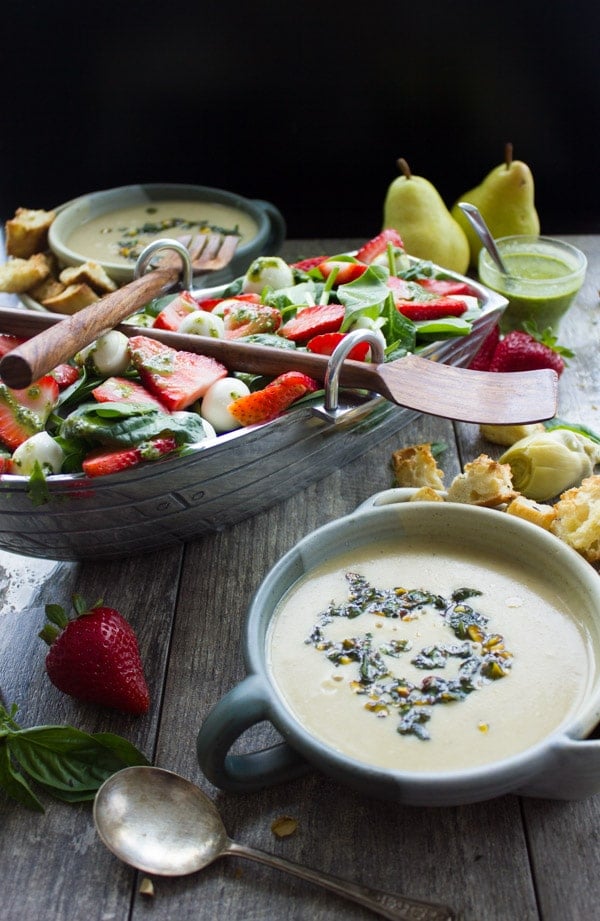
[0,230,484,493]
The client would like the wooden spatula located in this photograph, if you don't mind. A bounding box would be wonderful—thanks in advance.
[0,306,557,424]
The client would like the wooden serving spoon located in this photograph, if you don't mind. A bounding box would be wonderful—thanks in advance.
[0,305,557,424]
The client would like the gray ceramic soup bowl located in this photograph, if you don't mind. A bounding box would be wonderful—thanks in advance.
[197,492,600,807]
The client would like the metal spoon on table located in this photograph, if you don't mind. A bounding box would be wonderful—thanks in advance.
[457,202,509,274]
[93,766,455,921]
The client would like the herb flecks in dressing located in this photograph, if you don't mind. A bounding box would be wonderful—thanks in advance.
[306,573,513,741]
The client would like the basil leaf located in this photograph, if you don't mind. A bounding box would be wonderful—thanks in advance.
[0,742,44,812]
[4,725,149,807]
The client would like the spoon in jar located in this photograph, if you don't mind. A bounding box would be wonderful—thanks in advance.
[93,766,455,921]
[457,202,509,274]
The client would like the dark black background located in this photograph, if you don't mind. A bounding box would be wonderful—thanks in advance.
[2,0,598,239]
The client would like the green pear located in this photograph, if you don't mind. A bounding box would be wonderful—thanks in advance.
[451,143,540,268]
[383,159,470,274]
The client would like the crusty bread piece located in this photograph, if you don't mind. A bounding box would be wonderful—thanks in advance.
[446,453,517,508]
[506,495,556,530]
[5,207,56,258]
[0,252,51,293]
[479,422,545,447]
[42,283,99,315]
[550,475,600,562]
[391,443,445,489]
[59,260,117,294]
[408,486,445,502]
[28,276,66,302]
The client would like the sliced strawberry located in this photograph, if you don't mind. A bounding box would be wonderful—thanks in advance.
[386,275,416,300]
[0,375,59,450]
[394,297,468,321]
[153,291,198,331]
[355,229,404,264]
[291,255,329,271]
[228,371,319,426]
[317,260,367,285]
[128,335,228,411]
[468,325,501,371]
[92,376,165,408]
[417,278,478,297]
[50,363,81,389]
[280,304,345,343]
[82,435,178,477]
[195,292,262,311]
[0,453,12,474]
[0,333,25,357]
[307,332,370,361]
[223,303,282,339]
[488,330,565,375]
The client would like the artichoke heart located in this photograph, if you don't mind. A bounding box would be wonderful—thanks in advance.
[500,430,600,501]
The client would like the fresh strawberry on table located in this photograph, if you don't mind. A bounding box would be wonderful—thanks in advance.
[468,324,501,371]
[228,371,319,425]
[488,329,568,375]
[0,375,59,451]
[82,435,179,477]
[128,334,228,411]
[39,595,150,714]
[280,303,346,343]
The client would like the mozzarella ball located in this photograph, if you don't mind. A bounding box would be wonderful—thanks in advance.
[12,432,65,476]
[80,330,131,375]
[199,377,251,432]
[242,257,294,294]
[178,310,225,338]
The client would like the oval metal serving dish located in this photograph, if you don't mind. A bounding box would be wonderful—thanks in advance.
[0,270,506,561]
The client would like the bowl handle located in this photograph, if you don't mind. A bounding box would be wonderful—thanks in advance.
[251,200,286,254]
[355,487,447,511]
[196,674,309,791]
[516,735,600,800]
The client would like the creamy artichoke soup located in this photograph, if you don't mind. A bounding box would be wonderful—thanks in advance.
[66,201,258,267]
[267,539,592,773]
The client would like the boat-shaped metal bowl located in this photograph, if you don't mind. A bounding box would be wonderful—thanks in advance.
[0,270,506,561]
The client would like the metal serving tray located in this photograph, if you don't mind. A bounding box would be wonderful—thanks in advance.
[0,273,505,561]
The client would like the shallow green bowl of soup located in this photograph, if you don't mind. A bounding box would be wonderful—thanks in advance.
[197,491,600,806]
[48,183,286,285]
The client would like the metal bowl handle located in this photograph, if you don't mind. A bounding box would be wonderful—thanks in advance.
[134,237,193,290]
[196,674,310,792]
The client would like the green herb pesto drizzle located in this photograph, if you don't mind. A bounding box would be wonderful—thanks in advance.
[306,573,513,740]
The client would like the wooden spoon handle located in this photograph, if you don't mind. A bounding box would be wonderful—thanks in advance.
[1,266,178,388]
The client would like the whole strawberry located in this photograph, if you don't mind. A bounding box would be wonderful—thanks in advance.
[39,595,149,714]
[488,329,570,376]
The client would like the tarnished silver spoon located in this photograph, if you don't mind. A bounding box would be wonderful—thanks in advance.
[458,202,509,274]
[93,766,455,921]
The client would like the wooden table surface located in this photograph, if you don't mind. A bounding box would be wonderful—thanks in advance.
[1,236,599,921]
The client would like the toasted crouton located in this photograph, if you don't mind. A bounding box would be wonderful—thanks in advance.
[0,252,52,293]
[446,454,517,508]
[59,260,117,294]
[408,486,446,502]
[506,495,557,530]
[42,283,99,315]
[391,443,445,490]
[550,476,600,562]
[28,276,66,303]
[5,207,56,258]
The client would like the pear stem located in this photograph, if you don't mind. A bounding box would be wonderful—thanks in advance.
[397,158,412,179]
[504,142,514,170]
